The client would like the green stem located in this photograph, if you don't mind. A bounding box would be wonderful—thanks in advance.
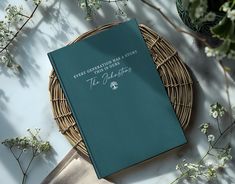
[170,121,235,184]
[9,147,25,176]
[22,152,36,184]
[216,118,222,135]
[169,172,188,184]
[17,149,23,160]
[9,146,38,184]
[18,13,30,19]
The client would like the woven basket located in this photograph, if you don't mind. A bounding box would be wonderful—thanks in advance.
[49,23,193,158]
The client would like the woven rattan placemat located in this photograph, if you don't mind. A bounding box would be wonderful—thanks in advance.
[49,23,193,158]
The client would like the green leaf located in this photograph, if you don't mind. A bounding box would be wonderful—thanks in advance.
[211,16,235,42]
[217,40,231,53]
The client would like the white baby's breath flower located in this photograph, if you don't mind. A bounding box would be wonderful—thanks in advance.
[222,2,230,12]
[204,12,216,22]
[205,47,215,57]
[80,2,86,9]
[200,123,210,134]
[227,9,235,21]
[204,47,226,60]
[208,134,215,142]
[176,164,180,170]
[210,103,226,119]
[212,111,219,118]
[195,7,204,18]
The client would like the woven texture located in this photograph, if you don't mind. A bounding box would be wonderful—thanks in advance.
[49,23,193,158]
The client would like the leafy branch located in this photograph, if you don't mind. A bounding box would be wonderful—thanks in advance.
[169,60,234,183]
[139,1,235,183]
[0,0,41,74]
[171,120,234,183]
[140,0,210,46]
[2,128,51,184]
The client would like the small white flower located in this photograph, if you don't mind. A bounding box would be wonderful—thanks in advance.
[210,103,226,118]
[200,123,210,134]
[212,111,219,118]
[176,164,180,170]
[195,7,204,18]
[219,111,225,117]
[208,134,215,142]
[205,47,215,57]
[205,12,216,22]
[227,9,235,21]
[222,2,230,12]
[80,2,86,9]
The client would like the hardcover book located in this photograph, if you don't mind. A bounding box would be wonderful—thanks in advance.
[48,19,187,179]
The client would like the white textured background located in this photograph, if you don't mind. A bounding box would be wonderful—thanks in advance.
[0,0,235,184]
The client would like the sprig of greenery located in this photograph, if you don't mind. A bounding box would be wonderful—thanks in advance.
[171,61,234,182]
[0,0,41,74]
[2,128,51,184]
[207,0,235,60]
[141,0,210,46]
[171,108,234,183]
[181,0,217,24]
[78,0,128,20]
[179,0,235,60]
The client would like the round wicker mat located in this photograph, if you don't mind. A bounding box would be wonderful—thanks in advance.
[49,23,193,158]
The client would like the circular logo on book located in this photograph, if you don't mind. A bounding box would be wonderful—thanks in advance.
[110,81,118,90]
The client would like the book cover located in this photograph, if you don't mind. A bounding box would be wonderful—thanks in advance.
[48,19,187,178]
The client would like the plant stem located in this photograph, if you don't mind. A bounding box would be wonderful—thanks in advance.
[22,151,36,184]
[169,172,188,184]
[140,0,210,46]
[9,147,25,175]
[170,121,235,184]
[18,13,31,19]
[216,118,222,135]
[0,2,41,54]
[9,146,38,184]
[18,149,24,160]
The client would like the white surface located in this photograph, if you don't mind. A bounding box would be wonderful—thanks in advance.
[0,0,235,184]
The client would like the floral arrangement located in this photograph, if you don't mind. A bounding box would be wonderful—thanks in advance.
[181,0,235,60]
[172,102,234,183]
[139,1,235,183]
[2,128,51,184]
[0,0,41,74]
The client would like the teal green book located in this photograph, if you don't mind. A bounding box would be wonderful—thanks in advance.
[48,19,187,179]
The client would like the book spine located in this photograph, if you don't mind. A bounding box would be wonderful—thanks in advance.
[48,53,102,178]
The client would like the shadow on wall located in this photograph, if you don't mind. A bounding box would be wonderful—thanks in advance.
[0,88,22,182]
[0,87,57,183]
